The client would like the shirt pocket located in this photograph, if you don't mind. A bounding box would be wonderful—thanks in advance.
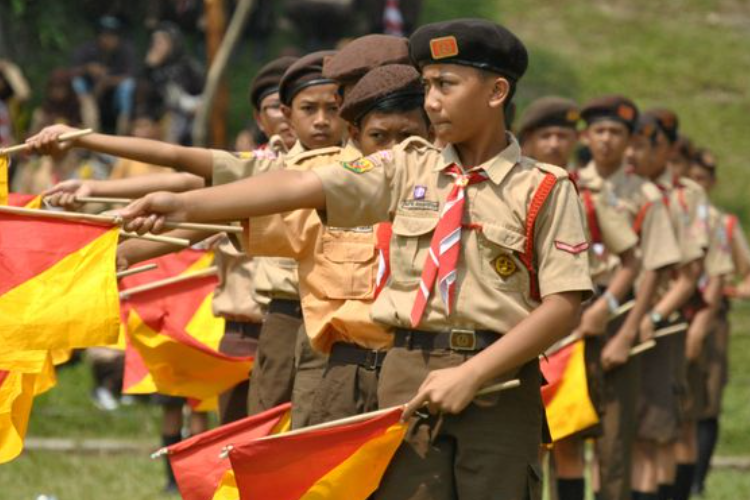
[320,229,377,299]
[390,213,440,284]
[478,223,530,292]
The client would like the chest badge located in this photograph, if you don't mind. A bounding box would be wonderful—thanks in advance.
[413,185,427,200]
[493,254,517,278]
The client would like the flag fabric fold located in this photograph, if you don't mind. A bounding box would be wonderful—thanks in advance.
[122,250,251,402]
[540,340,599,441]
[0,213,120,350]
[229,407,407,500]
[166,402,292,500]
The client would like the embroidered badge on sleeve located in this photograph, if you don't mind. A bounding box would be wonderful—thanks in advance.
[554,241,590,254]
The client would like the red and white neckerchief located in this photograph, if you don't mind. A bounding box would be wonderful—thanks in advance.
[410,164,489,327]
[374,222,393,298]
[383,0,405,36]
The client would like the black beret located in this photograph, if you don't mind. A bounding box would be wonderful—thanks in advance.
[692,148,717,171]
[409,18,528,82]
[633,113,661,141]
[581,95,639,132]
[517,96,579,141]
[339,64,423,124]
[249,56,299,111]
[279,50,338,106]
[323,35,410,84]
[647,108,679,143]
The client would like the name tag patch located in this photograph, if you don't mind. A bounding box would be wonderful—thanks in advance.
[400,199,439,212]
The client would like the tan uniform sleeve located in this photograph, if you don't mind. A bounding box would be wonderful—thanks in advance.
[210,149,282,186]
[595,192,638,255]
[246,210,320,259]
[640,199,681,270]
[313,149,401,228]
[535,179,594,298]
[730,219,750,277]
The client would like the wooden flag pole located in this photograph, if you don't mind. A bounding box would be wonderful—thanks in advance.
[115,264,158,279]
[76,196,134,204]
[654,323,689,339]
[219,377,523,457]
[0,204,242,234]
[119,266,218,299]
[0,129,94,156]
[119,231,190,247]
[629,339,657,357]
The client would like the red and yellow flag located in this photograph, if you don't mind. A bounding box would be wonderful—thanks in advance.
[0,352,56,464]
[0,156,8,205]
[8,193,42,209]
[540,340,599,441]
[0,213,120,350]
[229,407,406,500]
[164,402,291,500]
[122,250,251,402]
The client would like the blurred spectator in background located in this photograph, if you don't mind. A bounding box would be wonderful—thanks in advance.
[243,0,276,62]
[145,0,205,38]
[233,120,264,151]
[359,0,423,36]
[29,69,98,135]
[0,59,31,145]
[109,108,175,178]
[284,0,356,50]
[70,15,137,134]
[137,22,204,145]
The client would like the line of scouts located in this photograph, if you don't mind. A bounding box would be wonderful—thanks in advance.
[26,17,750,500]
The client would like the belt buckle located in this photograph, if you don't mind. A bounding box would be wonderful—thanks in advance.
[364,350,382,371]
[449,329,477,351]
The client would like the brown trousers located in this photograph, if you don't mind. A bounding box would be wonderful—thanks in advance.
[595,313,640,500]
[373,347,543,500]
[636,334,680,443]
[247,310,301,416]
[290,325,328,428]
[699,312,729,419]
[217,321,259,424]
[308,360,380,425]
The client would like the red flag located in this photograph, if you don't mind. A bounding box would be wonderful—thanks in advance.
[166,403,291,500]
[230,407,406,500]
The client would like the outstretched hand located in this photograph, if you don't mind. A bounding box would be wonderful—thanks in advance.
[114,192,189,234]
[25,124,80,156]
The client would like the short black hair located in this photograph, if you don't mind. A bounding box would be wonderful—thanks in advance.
[356,93,428,128]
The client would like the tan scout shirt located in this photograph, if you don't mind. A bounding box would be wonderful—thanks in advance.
[313,135,594,334]
[211,236,268,322]
[578,162,681,272]
[574,173,639,283]
[655,171,709,265]
[247,143,393,352]
[703,205,735,278]
[726,214,750,278]
[211,142,302,300]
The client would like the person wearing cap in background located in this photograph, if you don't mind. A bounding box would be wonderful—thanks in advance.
[576,95,681,500]
[70,15,137,134]
[248,56,300,153]
[520,97,641,500]
[322,34,410,97]
[112,19,594,499]
[245,63,430,426]
[686,148,747,497]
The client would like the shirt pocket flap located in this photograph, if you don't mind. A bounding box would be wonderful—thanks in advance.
[482,223,527,253]
[392,214,440,237]
[322,239,375,263]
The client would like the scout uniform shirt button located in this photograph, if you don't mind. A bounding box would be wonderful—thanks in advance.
[493,254,517,277]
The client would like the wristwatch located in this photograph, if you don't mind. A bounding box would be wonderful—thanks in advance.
[649,310,664,328]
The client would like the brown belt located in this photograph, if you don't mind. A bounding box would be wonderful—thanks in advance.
[267,298,303,319]
[329,342,388,371]
[225,320,262,339]
[394,328,499,353]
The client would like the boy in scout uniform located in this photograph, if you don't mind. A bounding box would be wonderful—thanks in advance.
[577,96,682,500]
[519,97,641,500]
[115,19,594,500]
[246,63,430,426]
[31,55,301,423]
[686,149,745,496]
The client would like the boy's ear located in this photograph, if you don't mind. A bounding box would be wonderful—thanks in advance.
[579,128,590,146]
[487,77,511,110]
[281,104,292,120]
[253,110,269,137]
[347,123,361,146]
